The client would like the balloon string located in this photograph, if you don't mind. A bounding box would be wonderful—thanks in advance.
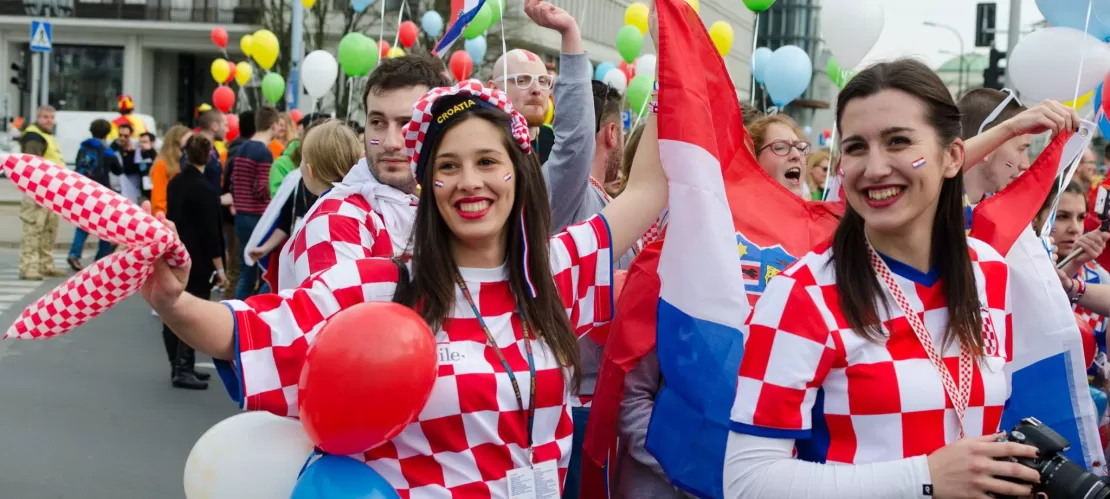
[500,0,508,84]
[392,0,407,51]
[1073,0,1094,107]
[378,0,386,55]
[346,79,354,119]
[296,448,322,479]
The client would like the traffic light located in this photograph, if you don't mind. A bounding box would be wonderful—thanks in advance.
[9,63,27,92]
[983,48,1006,90]
[975,2,997,48]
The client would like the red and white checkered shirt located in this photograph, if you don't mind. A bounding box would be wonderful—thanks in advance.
[225,215,614,498]
[730,238,1012,464]
[1076,262,1109,352]
[280,192,399,290]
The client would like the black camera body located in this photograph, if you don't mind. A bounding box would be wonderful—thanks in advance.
[994,417,1109,499]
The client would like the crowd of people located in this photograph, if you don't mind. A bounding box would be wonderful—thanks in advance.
[13,0,1110,497]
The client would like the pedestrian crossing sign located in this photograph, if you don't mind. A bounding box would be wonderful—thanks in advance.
[30,20,51,53]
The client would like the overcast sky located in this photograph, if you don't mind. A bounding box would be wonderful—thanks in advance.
[859,0,1044,67]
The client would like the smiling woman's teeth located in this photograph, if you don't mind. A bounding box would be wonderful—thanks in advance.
[868,187,902,201]
[459,201,491,212]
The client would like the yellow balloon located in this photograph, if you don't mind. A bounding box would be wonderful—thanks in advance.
[211,58,231,84]
[301,0,316,7]
[709,21,734,57]
[544,96,554,125]
[251,29,280,70]
[388,46,405,58]
[686,0,699,13]
[1064,90,1093,110]
[235,61,253,86]
[625,2,650,36]
[240,34,254,57]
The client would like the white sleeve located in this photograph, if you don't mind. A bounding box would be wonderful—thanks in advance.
[723,432,934,499]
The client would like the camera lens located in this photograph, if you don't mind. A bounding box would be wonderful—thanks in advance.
[1041,457,1110,499]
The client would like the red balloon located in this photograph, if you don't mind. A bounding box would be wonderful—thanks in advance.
[1078,312,1096,369]
[224,60,236,84]
[378,40,392,59]
[225,113,240,142]
[211,27,228,49]
[449,51,473,81]
[399,20,419,49]
[298,302,437,455]
[823,128,832,138]
[212,85,235,113]
[289,109,304,124]
[1102,75,1110,117]
[619,60,635,82]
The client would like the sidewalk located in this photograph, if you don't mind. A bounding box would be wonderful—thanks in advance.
[0,176,98,250]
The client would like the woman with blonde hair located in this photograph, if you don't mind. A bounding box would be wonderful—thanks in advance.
[806,149,830,200]
[149,125,192,216]
[748,114,810,198]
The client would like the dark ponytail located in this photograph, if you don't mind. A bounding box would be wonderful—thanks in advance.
[831,59,983,356]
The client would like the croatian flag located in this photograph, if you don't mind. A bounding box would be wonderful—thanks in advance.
[434,0,486,57]
[581,1,842,496]
[971,121,1106,474]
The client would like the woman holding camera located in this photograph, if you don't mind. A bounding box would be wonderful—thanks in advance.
[724,59,1079,498]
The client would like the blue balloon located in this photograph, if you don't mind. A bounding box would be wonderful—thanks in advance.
[421,11,444,39]
[292,455,399,499]
[465,36,487,64]
[595,62,616,82]
[1091,386,1108,419]
[1036,0,1110,41]
[763,45,813,107]
[1095,83,1110,138]
[351,0,374,13]
[752,47,773,84]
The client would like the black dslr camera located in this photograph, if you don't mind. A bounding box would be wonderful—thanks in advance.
[994,417,1109,499]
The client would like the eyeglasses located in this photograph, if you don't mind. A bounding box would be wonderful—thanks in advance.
[499,73,555,90]
[758,140,811,157]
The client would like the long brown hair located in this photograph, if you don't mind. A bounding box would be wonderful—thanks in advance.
[159,125,192,178]
[831,59,982,356]
[395,108,581,388]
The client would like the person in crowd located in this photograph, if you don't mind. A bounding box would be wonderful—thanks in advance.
[143,73,668,498]
[19,105,64,280]
[739,101,762,127]
[590,81,635,267]
[163,134,227,390]
[138,131,157,199]
[107,94,148,139]
[268,112,328,196]
[149,125,193,217]
[226,110,255,160]
[194,109,229,188]
[267,112,292,160]
[491,49,557,159]
[228,107,279,299]
[747,114,809,198]
[277,54,449,290]
[66,119,124,271]
[613,124,645,198]
[806,149,830,200]
[111,123,143,203]
[724,58,1077,498]
[247,119,360,268]
[958,89,1033,212]
[1077,146,1100,193]
[222,110,255,299]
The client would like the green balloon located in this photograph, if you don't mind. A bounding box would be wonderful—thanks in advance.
[262,72,285,104]
[338,33,377,77]
[463,3,493,40]
[742,0,776,12]
[826,56,843,87]
[488,0,504,26]
[627,75,654,116]
[616,25,643,64]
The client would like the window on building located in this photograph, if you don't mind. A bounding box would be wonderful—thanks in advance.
[23,44,125,113]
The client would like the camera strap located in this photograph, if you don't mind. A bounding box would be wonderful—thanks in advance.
[867,244,973,438]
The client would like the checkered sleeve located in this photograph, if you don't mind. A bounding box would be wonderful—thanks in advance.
[550,214,614,338]
[730,266,838,439]
[221,258,401,416]
[291,195,390,288]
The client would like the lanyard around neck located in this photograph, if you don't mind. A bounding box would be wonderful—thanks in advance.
[454,272,538,455]
[866,244,972,438]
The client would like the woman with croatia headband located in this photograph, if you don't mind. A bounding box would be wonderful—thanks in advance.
[724,58,1077,498]
[141,80,668,496]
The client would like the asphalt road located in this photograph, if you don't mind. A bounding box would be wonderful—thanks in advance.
[0,248,236,499]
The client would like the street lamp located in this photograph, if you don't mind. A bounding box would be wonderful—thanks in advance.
[924,21,967,97]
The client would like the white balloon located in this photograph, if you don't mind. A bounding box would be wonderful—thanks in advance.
[819,0,884,69]
[184,412,315,499]
[602,68,628,93]
[1010,26,1110,103]
[301,50,339,99]
[635,54,657,79]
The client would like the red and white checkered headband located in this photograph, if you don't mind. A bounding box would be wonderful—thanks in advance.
[0,154,189,339]
[403,80,532,180]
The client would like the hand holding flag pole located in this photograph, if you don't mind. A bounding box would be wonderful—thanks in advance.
[0,153,189,340]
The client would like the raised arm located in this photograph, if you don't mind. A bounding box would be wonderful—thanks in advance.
[963,100,1079,170]
[600,99,665,259]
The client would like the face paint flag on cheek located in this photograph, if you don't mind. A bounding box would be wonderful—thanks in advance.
[1006,161,1015,168]
[912,157,926,168]
[0,154,189,340]
[434,180,444,188]
[369,139,381,146]
[503,173,512,182]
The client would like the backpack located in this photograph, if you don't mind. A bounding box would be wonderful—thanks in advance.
[74,144,103,179]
